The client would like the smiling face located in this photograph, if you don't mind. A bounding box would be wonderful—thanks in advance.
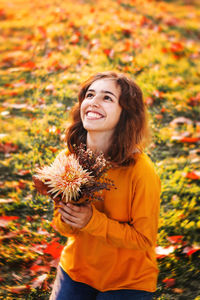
[80,78,122,136]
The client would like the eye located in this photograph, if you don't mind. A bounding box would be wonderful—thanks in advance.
[85,92,94,99]
[104,95,113,101]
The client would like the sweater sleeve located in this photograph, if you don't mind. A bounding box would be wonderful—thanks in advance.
[81,163,161,250]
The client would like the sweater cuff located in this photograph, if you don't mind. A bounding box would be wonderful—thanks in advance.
[81,204,107,236]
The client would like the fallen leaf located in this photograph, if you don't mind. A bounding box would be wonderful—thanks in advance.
[31,274,48,289]
[0,198,14,204]
[180,137,199,143]
[0,216,19,227]
[167,236,184,244]
[173,288,184,294]
[32,176,49,196]
[184,171,200,180]
[6,285,30,294]
[156,246,175,258]
[30,264,50,275]
[0,231,19,240]
[162,278,175,288]
[0,142,18,153]
[16,169,31,176]
[44,239,64,259]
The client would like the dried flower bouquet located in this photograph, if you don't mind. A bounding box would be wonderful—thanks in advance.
[33,144,115,205]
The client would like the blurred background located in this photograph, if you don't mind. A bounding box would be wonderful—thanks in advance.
[0,0,200,299]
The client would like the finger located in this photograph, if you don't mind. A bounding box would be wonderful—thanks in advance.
[61,216,80,228]
[61,203,82,216]
[58,208,79,223]
[66,203,82,213]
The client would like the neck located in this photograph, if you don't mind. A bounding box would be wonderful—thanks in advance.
[86,131,112,154]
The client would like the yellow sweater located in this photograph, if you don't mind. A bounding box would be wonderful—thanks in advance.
[52,152,161,292]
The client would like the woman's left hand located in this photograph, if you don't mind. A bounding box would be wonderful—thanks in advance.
[58,202,93,229]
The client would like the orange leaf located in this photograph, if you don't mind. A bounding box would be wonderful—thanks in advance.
[6,285,30,294]
[70,34,80,44]
[17,169,31,176]
[38,26,47,38]
[20,61,36,69]
[173,288,184,294]
[0,231,19,240]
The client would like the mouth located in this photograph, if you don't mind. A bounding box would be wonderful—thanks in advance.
[86,111,105,119]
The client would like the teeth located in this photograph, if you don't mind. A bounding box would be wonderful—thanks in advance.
[87,112,103,118]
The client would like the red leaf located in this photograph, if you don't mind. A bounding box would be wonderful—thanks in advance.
[162,278,175,288]
[0,142,18,153]
[185,171,200,180]
[183,246,200,256]
[0,8,6,20]
[0,216,19,227]
[170,42,184,53]
[187,249,200,256]
[30,264,50,274]
[180,137,199,143]
[20,61,36,69]
[103,48,114,59]
[44,239,64,259]
[167,235,184,244]
[18,180,27,189]
[187,93,200,106]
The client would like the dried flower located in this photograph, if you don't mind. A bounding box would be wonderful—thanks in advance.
[33,144,115,204]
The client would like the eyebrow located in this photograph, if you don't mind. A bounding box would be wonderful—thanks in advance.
[87,89,117,99]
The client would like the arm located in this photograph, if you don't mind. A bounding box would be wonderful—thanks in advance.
[81,169,161,250]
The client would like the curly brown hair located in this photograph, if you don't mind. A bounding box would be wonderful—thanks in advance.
[65,71,151,166]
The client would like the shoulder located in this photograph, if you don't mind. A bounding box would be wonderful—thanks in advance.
[129,152,160,183]
[134,152,156,171]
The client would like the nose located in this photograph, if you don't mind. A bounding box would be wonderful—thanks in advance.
[90,94,101,106]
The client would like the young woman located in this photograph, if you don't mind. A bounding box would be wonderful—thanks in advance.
[50,71,161,300]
